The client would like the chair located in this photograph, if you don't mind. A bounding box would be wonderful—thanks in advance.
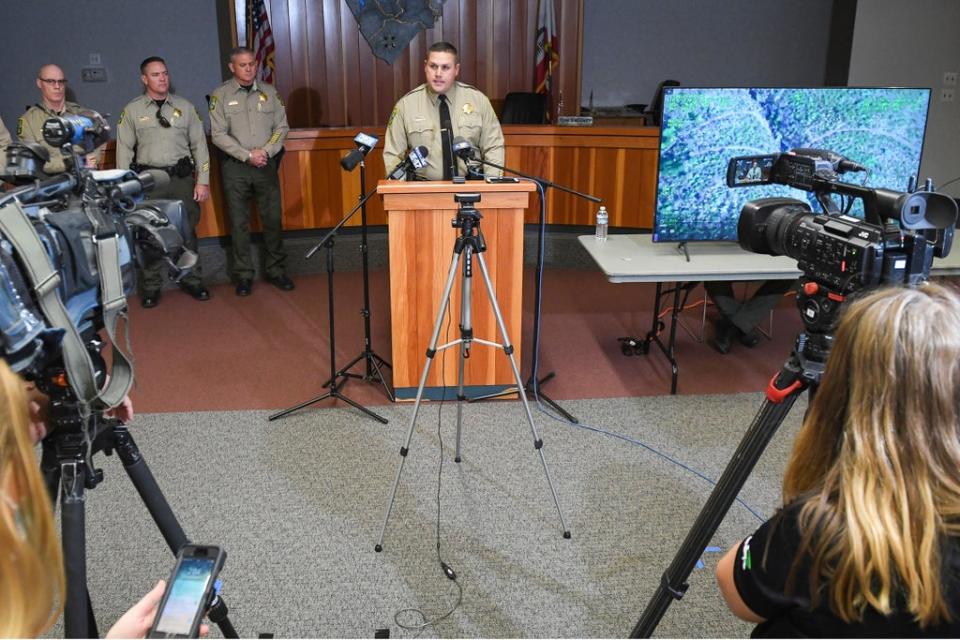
[500,92,547,124]
[643,80,680,127]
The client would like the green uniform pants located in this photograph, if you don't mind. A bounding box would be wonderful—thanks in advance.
[139,173,203,294]
[220,157,287,281]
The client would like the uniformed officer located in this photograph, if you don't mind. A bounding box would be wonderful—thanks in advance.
[383,41,504,181]
[116,56,212,308]
[209,46,292,296]
[18,64,102,174]
[0,116,11,157]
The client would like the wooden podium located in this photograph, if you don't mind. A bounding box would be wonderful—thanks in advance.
[378,181,535,399]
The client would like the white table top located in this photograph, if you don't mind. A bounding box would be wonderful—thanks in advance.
[578,234,960,282]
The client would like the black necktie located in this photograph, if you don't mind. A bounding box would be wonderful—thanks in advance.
[438,94,456,180]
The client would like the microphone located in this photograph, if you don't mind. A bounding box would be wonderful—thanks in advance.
[792,148,867,174]
[387,145,429,180]
[340,131,380,172]
[451,136,474,160]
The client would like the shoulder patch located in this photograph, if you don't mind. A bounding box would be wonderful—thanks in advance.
[118,110,125,127]
[194,107,202,120]
[17,117,24,137]
[209,95,218,111]
[387,106,400,128]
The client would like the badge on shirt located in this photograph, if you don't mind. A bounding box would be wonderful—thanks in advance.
[463,103,475,115]
[172,108,182,119]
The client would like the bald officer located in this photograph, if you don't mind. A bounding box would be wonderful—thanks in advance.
[116,56,211,308]
[209,46,292,296]
[383,41,504,181]
[18,64,101,174]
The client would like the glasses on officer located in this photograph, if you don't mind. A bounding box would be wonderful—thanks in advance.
[39,78,67,86]
[156,107,171,128]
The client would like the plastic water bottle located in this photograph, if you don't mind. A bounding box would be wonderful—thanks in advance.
[595,205,608,241]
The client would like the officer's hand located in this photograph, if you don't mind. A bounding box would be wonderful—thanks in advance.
[194,184,210,203]
[250,148,269,167]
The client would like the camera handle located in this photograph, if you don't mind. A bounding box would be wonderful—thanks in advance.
[630,343,822,637]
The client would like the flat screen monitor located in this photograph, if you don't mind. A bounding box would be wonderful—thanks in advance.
[651,87,931,243]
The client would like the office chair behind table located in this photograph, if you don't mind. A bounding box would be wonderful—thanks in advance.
[500,92,547,124]
[643,80,680,126]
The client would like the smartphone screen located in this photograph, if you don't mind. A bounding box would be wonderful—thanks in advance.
[153,556,216,636]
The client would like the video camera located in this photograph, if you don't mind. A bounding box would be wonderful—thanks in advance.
[727,148,957,361]
[0,111,196,429]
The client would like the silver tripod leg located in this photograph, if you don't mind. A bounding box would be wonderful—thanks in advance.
[472,251,570,538]
[375,245,464,552]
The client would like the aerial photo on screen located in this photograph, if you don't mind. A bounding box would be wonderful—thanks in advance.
[652,87,931,243]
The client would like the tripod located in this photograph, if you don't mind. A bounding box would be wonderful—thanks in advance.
[269,168,390,424]
[374,194,571,551]
[41,411,239,638]
[629,327,827,637]
[322,160,394,401]
[465,156,601,424]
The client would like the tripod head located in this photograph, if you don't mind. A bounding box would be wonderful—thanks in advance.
[452,193,483,236]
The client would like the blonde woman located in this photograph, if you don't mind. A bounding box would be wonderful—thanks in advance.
[0,361,194,637]
[717,284,960,636]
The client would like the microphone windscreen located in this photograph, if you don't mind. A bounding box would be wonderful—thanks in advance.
[411,145,429,169]
[340,148,364,171]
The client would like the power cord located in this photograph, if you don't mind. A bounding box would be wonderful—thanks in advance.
[393,294,464,632]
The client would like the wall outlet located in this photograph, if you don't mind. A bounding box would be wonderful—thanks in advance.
[944,71,958,86]
[89,53,101,66]
[80,67,107,83]
[940,88,955,102]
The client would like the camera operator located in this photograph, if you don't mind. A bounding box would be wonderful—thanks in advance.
[116,56,212,308]
[715,284,960,636]
[0,360,206,638]
[17,64,103,173]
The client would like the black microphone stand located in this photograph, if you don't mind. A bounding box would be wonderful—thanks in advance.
[268,176,389,424]
[466,153,601,423]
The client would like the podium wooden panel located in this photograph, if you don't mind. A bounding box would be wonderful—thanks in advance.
[378,181,535,399]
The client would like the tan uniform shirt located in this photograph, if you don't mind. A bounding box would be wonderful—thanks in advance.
[209,79,289,161]
[115,94,211,185]
[0,116,11,156]
[383,81,504,180]
[17,101,101,174]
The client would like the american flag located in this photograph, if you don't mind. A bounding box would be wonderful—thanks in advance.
[250,0,276,84]
[534,0,559,121]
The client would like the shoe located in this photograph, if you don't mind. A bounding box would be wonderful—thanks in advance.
[266,274,295,291]
[710,318,736,354]
[739,328,762,348]
[180,282,211,301]
[141,292,161,309]
[235,279,253,296]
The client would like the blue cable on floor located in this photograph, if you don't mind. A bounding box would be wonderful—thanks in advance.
[523,185,765,524]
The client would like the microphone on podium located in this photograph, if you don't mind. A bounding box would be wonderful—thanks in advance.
[340,132,380,171]
[387,145,429,180]
[452,136,474,161]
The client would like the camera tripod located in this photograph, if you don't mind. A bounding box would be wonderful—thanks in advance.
[630,319,829,637]
[374,195,571,551]
[269,163,390,425]
[40,410,239,639]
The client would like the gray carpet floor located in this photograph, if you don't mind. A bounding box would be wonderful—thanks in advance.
[52,392,808,638]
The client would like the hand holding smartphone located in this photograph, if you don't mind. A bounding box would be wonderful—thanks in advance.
[147,544,226,639]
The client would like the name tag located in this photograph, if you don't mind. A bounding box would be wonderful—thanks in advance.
[138,116,151,122]
[227,100,239,106]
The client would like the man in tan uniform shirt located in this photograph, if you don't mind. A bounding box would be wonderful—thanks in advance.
[18,64,101,174]
[0,116,11,157]
[116,56,212,307]
[209,46,292,296]
[383,41,504,181]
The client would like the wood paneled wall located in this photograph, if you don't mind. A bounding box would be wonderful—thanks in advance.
[234,0,583,127]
